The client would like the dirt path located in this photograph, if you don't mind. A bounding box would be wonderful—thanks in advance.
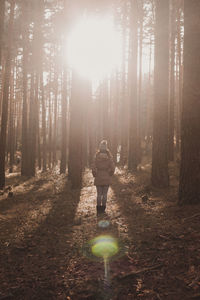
[1,167,200,299]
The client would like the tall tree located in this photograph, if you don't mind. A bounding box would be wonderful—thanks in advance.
[137,0,144,164]
[48,82,52,169]
[175,0,183,153]
[120,1,129,165]
[8,66,15,173]
[60,67,68,174]
[68,71,84,188]
[168,0,175,161]
[110,72,120,163]
[151,0,169,188]
[128,0,139,171]
[0,0,5,69]
[52,63,59,167]
[60,0,68,174]
[27,0,44,176]
[21,0,29,176]
[101,79,109,140]
[88,99,96,166]
[0,0,15,189]
[178,0,200,204]
[41,72,47,172]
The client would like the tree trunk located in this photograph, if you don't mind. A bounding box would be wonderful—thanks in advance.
[48,91,52,169]
[60,0,68,174]
[120,2,129,165]
[35,72,41,170]
[60,68,67,174]
[110,73,120,163]
[175,3,183,154]
[168,0,175,161]
[28,71,37,176]
[101,79,109,140]
[151,0,169,188]
[8,67,15,173]
[178,0,200,204]
[0,0,5,68]
[68,71,84,188]
[137,1,144,164]
[52,67,58,167]
[82,79,91,168]
[0,1,15,189]
[0,0,5,114]
[146,36,153,144]
[128,0,138,171]
[41,72,47,172]
[27,0,43,176]
[21,1,29,176]
[37,128,41,170]
[88,100,96,167]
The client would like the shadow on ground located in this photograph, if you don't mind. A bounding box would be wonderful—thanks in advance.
[110,169,200,300]
[1,168,200,300]
[0,175,81,300]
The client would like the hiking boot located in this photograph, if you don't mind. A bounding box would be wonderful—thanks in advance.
[101,205,106,213]
[96,206,101,214]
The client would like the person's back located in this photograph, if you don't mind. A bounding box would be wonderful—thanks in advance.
[92,140,115,214]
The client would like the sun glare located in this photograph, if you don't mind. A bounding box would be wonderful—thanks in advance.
[67,16,122,80]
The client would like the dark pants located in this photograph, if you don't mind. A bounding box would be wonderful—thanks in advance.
[96,185,109,206]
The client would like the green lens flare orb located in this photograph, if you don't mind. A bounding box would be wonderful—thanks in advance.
[91,235,119,259]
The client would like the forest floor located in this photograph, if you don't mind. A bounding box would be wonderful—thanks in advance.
[1,160,200,300]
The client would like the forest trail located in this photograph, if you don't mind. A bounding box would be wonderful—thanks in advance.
[1,167,200,300]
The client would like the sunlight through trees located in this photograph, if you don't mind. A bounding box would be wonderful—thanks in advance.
[0,0,199,203]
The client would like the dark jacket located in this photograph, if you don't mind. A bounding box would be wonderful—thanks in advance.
[92,150,115,186]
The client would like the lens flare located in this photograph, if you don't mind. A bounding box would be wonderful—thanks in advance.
[82,234,126,299]
[98,220,110,228]
[82,234,125,262]
[91,235,118,259]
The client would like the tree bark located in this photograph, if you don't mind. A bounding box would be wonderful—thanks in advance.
[151,0,169,188]
[8,67,15,173]
[178,0,200,204]
[175,2,183,154]
[52,66,58,167]
[60,68,68,174]
[41,72,47,172]
[0,0,5,68]
[68,71,84,188]
[110,73,120,163]
[128,0,138,171]
[137,0,144,164]
[27,0,43,176]
[168,0,175,161]
[21,1,29,176]
[0,0,15,189]
[120,2,129,165]
[28,70,37,176]
[48,85,52,169]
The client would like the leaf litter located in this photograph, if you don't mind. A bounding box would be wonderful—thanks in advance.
[0,163,200,299]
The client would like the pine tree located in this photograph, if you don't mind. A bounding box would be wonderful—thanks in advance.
[151,0,169,188]
[128,0,139,171]
[0,0,15,189]
[178,0,200,204]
